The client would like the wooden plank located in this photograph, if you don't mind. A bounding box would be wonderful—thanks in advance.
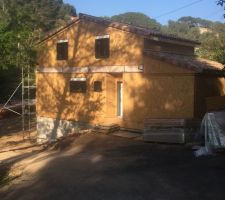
[144,118,200,129]
[143,129,186,144]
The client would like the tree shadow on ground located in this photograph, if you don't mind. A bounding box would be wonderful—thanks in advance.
[1,133,225,200]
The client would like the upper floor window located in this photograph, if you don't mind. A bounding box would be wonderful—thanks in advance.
[57,40,68,60]
[95,35,110,59]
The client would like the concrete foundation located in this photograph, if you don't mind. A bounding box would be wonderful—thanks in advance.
[37,116,93,143]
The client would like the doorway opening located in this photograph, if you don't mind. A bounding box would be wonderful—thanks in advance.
[117,81,123,117]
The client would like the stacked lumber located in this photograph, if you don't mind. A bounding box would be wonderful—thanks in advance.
[143,119,200,144]
[144,119,199,129]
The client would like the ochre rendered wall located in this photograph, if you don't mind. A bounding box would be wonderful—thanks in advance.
[120,56,195,129]
[143,56,195,74]
[36,72,107,124]
[38,19,143,68]
[36,56,197,130]
[37,19,199,130]
[122,73,195,129]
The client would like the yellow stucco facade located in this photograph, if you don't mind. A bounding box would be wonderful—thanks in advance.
[37,18,225,131]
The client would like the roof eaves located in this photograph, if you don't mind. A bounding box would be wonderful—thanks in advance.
[38,17,80,44]
[143,50,224,73]
[79,13,200,46]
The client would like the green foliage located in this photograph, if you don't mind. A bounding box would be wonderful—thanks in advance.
[0,0,76,102]
[178,16,214,28]
[217,0,225,17]
[107,12,225,64]
[196,32,225,64]
[160,16,225,64]
[110,12,161,30]
[163,20,200,40]
[0,0,76,70]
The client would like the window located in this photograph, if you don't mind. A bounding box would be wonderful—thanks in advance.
[57,40,68,60]
[95,35,110,59]
[70,78,86,93]
[94,81,102,92]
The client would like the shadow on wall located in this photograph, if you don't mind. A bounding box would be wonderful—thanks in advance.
[194,75,225,118]
[36,72,106,139]
[123,73,196,129]
[123,69,225,129]
[37,19,144,137]
[38,19,143,68]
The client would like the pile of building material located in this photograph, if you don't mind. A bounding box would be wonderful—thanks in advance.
[112,130,142,139]
[92,124,120,134]
[194,110,225,157]
[143,119,200,144]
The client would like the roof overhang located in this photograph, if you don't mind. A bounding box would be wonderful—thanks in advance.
[144,50,225,74]
[38,13,200,47]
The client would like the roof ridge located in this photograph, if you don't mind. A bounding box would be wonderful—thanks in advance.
[39,13,201,45]
[79,13,200,46]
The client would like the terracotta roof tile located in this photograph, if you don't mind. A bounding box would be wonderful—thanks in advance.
[79,13,200,46]
[40,13,200,46]
[144,50,225,73]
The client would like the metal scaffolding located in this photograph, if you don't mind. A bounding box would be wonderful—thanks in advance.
[1,65,36,139]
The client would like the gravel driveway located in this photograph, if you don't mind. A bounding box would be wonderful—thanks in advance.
[1,133,225,200]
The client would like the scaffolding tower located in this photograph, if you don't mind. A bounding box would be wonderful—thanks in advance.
[1,65,36,139]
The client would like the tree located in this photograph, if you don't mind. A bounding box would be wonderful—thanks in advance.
[162,19,201,41]
[0,0,76,102]
[217,0,225,17]
[0,0,77,70]
[197,32,225,64]
[110,12,161,30]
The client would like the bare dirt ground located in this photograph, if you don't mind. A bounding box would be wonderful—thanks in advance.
[0,130,225,200]
[0,116,41,186]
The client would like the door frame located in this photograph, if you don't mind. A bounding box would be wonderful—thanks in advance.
[117,81,123,118]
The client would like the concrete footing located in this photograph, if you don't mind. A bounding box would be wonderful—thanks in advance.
[37,116,92,143]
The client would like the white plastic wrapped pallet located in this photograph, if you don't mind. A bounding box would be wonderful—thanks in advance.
[194,110,225,157]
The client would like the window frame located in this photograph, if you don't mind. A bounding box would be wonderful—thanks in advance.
[56,40,68,60]
[95,35,110,59]
[93,81,102,92]
[69,78,87,93]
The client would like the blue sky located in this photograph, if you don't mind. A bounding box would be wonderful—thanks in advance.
[64,0,225,25]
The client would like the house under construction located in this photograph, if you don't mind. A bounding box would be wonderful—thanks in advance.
[36,13,225,142]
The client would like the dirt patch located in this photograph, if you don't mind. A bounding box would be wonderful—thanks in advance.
[0,116,39,187]
[0,130,42,187]
[0,125,87,189]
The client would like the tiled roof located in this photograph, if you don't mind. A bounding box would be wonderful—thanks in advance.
[40,13,200,46]
[144,50,225,73]
[79,13,200,46]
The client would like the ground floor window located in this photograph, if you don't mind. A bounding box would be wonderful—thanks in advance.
[70,78,86,93]
[93,81,102,92]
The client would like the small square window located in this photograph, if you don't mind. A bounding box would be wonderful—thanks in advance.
[70,79,86,93]
[57,41,68,60]
[95,36,109,59]
[94,81,102,92]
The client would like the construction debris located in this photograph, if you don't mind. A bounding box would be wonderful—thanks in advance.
[92,124,120,134]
